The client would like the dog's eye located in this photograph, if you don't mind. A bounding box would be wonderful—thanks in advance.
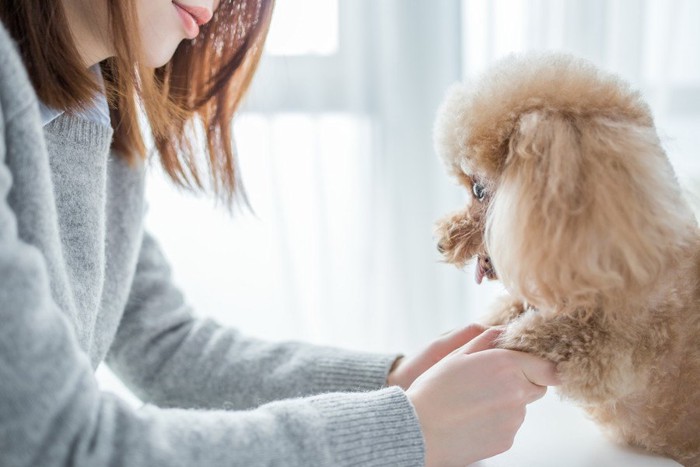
[472,183,486,201]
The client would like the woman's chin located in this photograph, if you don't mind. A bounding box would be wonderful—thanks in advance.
[144,43,181,69]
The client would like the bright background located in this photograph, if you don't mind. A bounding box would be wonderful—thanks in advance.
[98,0,700,404]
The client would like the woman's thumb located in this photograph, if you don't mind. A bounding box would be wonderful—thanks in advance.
[460,327,504,354]
[446,327,503,357]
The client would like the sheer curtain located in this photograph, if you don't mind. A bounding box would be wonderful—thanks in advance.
[98,0,700,399]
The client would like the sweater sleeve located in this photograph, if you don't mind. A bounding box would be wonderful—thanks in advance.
[0,105,424,467]
[106,229,404,411]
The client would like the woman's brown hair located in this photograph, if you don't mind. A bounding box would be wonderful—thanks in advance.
[0,0,274,206]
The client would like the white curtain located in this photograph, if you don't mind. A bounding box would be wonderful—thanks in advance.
[98,0,700,398]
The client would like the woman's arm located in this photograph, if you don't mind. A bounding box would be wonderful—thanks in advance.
[0,102,423,466]
[106,230,403,410]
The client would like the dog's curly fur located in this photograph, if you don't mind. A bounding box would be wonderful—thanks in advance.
[434,53,700,465]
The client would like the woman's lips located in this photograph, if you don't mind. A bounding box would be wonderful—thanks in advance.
[174,3,199,39]
[172,2,213,39]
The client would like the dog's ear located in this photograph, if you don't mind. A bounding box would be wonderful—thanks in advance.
[485,110,696,309]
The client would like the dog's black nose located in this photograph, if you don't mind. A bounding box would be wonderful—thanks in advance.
[437,242,445,254]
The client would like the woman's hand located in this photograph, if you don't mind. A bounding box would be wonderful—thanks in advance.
[387,323,490,390]
[406,328,560,467]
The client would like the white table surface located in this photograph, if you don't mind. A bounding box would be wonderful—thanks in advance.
[472,390,681,467]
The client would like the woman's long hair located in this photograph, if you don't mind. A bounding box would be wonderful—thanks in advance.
[0,0,274,206]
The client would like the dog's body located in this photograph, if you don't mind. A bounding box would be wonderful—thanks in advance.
[434,54,700,465]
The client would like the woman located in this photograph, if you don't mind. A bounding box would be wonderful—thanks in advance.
[0,0,559,465]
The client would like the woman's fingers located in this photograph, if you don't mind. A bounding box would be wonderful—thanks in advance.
[438,323,489,353]
[446,327,560,391]
[407,336,559,466]
[524,382,548,404]
[516,352,560,387]
[460,327,504,354]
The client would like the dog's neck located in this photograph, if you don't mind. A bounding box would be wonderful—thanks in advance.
[605,240,700,314]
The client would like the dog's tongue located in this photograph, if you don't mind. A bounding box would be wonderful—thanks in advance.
[475,262,485,285]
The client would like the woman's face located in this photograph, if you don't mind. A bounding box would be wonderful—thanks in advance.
[63,0,220,68]
[138,0,220,67]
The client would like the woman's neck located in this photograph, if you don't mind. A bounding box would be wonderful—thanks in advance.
[62,0,113,67]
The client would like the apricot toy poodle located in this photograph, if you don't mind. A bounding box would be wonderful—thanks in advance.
[434,53,700,465]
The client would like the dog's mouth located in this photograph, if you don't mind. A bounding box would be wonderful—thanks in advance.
[475,254,496,284]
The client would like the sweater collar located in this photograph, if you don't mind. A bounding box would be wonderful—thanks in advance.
[39,63,110,128]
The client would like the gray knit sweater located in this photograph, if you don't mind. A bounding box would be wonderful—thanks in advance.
[0,21,424,466]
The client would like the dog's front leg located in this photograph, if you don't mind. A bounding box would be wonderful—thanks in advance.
[495,308,635,405]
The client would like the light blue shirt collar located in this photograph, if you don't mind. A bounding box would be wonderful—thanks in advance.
[39,63,111,128]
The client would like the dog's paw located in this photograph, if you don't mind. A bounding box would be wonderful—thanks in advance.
[496,309,638,404]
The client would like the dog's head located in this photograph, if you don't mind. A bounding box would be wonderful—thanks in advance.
[434,53,696,310]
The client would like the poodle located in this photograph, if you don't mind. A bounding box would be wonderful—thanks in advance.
[433,53,700,465]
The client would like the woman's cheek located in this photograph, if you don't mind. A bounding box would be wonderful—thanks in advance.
[139,23,182,68]
[137,1,184,67]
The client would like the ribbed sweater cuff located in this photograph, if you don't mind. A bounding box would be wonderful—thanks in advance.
[310,350,402,392]
[308,386,425,466]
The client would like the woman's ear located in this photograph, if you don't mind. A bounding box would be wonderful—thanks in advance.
[485,111,695,309]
